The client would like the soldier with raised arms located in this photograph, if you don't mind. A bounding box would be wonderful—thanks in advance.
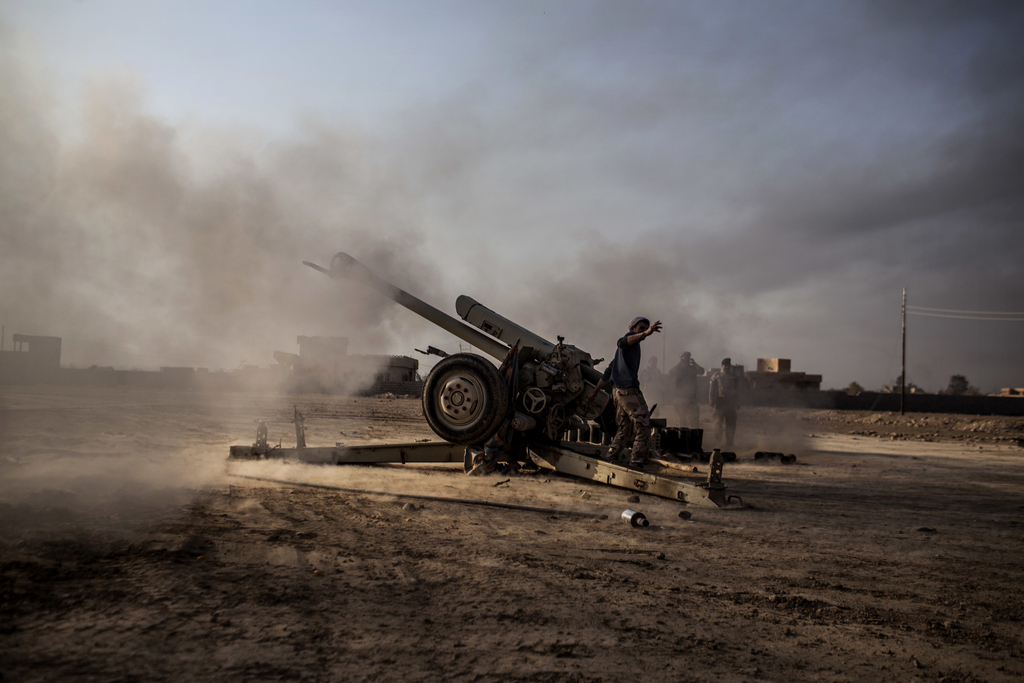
[588,316,662,470]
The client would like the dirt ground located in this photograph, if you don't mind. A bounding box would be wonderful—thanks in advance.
[1,386,1023,682]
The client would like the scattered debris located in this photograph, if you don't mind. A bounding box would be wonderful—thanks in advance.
[678,510,692,520]
[627,494,641,504]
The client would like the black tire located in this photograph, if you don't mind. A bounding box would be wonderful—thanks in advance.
[422,353,509,445]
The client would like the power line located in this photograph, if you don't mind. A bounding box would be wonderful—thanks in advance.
[907,311,1024,322]
[907,305,1024,315]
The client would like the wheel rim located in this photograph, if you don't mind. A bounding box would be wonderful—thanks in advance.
[436,372,487,426]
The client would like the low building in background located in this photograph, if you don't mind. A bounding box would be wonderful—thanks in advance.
[4,333,1021,414]
[296,336,350,375]
[745,358,822,392]
[0,334,62,384]
[0,331,422,396]
[278,335,422,395]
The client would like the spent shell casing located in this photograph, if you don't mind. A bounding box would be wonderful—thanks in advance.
[621,509,650,528]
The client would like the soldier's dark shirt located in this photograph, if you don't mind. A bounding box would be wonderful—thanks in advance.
[601,333,642,388]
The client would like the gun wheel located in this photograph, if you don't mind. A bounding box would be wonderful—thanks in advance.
[422,353,508,445]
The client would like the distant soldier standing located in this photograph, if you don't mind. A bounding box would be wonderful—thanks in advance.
[708,357,740,448]
[589,316,662,470]
[668,351,704,429]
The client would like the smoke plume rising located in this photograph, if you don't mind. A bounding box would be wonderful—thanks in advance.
[2,2,1023,392]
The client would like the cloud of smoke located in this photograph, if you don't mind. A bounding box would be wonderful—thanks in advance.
[0,39,442,372]
[2,1,1024,393]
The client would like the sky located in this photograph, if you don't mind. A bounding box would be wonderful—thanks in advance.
[1,0,1022,392]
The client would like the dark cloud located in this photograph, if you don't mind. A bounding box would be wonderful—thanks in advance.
[407,1,1024,391]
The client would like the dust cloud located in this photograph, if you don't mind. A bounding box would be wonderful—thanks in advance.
[4,4,1023,391]
[0,31,440,372]
[468,238,741,373]
[0,16,735,383]
[0,388,243,535]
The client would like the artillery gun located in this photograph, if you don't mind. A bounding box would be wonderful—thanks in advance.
[304,252,612,446]
[230,251,729,508]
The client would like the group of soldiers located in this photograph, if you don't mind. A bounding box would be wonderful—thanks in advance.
[589,316,741,471]
[640,353,740,447]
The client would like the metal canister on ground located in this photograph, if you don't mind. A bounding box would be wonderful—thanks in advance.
[621,509,650,528]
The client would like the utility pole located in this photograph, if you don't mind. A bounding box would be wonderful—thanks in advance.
[900,287,906,416]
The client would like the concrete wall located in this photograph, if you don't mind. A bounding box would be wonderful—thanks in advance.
[742,389,1024,416]
[0,336,62,385]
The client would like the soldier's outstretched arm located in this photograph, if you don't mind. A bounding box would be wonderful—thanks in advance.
[625,320,662,346]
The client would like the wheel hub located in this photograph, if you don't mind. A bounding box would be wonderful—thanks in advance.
[439,376,480,424]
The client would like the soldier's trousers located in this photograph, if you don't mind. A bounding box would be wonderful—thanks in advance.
[607,387,651,463]
[712,403,737,447]
[673,398,700,429]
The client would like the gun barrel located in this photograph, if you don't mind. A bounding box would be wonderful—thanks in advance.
[307,253,510,361]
